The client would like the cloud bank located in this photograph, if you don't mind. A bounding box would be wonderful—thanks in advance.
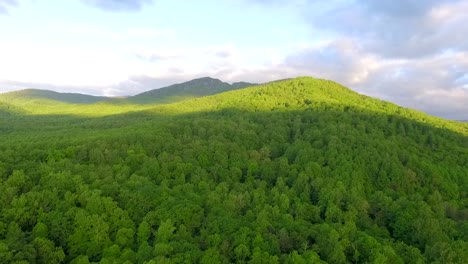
[81,0,153,12]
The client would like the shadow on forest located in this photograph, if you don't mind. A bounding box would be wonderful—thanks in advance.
[1,103,467,146]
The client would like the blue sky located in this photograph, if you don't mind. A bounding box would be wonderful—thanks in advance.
[0,0,467,120]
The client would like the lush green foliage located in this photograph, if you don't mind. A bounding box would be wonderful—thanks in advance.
[0,91,144,117]
[3,89,109,104]
[0,77,467,263]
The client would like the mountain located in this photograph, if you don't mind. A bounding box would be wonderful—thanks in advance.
[0,77,257,115]
[1,88,109,104]
[0,89,132,116]
[0,77,466,263]
[128,77,257,104]
[148,77,467,134]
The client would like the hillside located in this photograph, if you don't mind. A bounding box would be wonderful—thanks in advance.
[128,77,256,104]
[0,77,257,116]
[0,77,467,263]
[0,101,25,115]
[146,77,467,135]
[0,89,124,116]
[1,89,109,104]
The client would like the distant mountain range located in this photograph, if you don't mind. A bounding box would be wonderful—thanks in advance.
[1,77,466,124]
[1,89,108,104]
[0,77,257,105]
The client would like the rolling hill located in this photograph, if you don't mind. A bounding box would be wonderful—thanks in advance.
[0,77,257,115]
[0,89,109,104]
[0,77,466,263]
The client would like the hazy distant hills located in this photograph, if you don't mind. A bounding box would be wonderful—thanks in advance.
[1,89,109,104]
[128,77,257,104]
[0,77,257,107]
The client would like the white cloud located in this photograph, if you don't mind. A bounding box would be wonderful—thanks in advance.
[0,41,128,86]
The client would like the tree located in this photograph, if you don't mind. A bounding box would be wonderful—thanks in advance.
[68,211,111,261]
[33,237,65,264]
[115,228,134,248]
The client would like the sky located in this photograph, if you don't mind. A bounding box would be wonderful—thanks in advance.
[0,0,467,120]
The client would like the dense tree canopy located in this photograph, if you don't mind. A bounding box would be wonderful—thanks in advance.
[0,77,467,263]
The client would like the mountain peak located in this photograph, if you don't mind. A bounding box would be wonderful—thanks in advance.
[189,77,223,83]
[130,77,257,104]
[178,77,225,88]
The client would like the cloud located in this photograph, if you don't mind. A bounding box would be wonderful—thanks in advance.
[284,38,380,85]
[211,47,235,59]
[309,0,468,58]
[81,0,153,12]
[0,0,18,14]
[359,52,468,120]
[134,51,181,62]
[134,45,237,63]
[360,0,451,17]
[280,38,468,119]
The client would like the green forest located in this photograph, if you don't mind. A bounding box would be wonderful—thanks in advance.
[0,77,467,263]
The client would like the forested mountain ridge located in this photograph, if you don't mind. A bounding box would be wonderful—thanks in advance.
[0,77,467,263]
[0,88,135,116]
[128,77,257,104]
[0,77,257,116]
[0,89,109,104]
[146,77,467,135]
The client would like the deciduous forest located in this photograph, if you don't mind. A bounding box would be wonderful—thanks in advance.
[0,77,467,263]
